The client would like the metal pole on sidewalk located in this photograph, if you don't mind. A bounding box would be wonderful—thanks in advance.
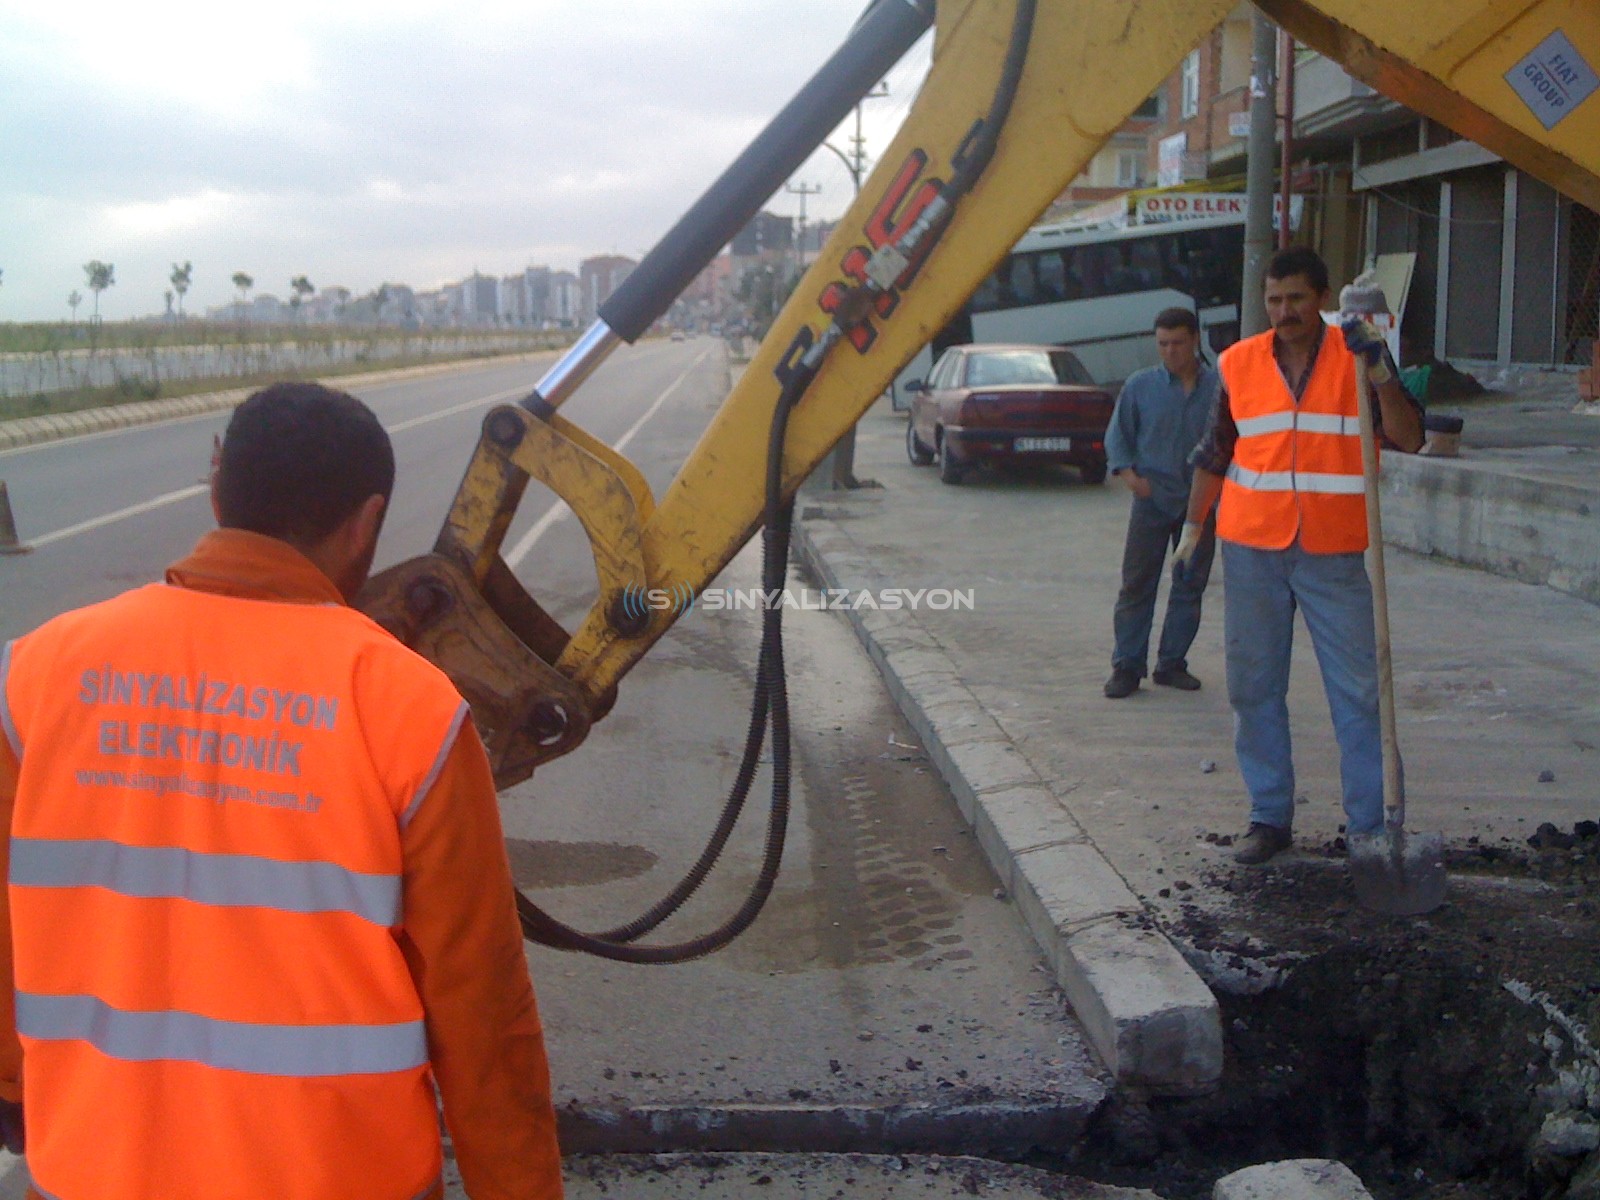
[1279,30,1296,251]
[1241,7,1280,338]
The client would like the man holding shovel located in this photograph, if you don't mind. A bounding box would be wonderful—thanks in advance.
[1175,247,1422,866]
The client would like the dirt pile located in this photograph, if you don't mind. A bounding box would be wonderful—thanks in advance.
[1052,825,1600,1199]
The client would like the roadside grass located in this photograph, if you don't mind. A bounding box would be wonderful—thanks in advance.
[0,347,563,422]
[0,320,551,354]
[0,334,570,423]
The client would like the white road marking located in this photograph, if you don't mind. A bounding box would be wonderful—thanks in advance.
[29,485,209,549]
[385,386,525,433]
[504,347,710,569]
[23,386,528,548]
[24,344,706,555]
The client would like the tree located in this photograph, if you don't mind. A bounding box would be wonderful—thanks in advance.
[231,271,254,317]
[84,261,115,322]
[170,261,193,318]
[68,290,82,322]
[290,275,314,319]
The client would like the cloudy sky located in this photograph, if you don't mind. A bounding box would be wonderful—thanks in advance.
[1,0,932,323]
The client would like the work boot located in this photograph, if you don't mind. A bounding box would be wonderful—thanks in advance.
[1103,668,1140,699]
[1233,823,1292,864]
[1152,667,1202,691]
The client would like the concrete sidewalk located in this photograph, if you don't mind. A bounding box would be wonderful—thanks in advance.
[795,392,1600,1094]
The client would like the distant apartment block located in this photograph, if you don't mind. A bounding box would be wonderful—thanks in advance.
[579,255,637,322]
[549,271,580,328]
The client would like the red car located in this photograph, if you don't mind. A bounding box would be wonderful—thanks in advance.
[904,344,1114,484]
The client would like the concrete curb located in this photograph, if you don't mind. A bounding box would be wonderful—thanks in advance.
[0,350,558,453]
[552,1153,1162,1200]
[556,1098,1098,1157]
[793,509,1223,1097]
[1382,452,1600,607]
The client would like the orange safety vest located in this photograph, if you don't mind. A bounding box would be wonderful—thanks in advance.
[0,583,470,1200]
[1215,327,1370,554]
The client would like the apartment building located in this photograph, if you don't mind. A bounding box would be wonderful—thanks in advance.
[579,255,638,323]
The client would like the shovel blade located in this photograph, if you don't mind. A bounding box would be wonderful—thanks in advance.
[1349,829,1447,915]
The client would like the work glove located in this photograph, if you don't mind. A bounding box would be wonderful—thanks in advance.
[1340,317,1393,385]
[0,1098,23,1154]
[1173,521,1205,569]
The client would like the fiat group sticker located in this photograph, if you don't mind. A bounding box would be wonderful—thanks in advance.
[1507,30,1598,131]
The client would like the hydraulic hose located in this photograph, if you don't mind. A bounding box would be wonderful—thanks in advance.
[514,361,811,963]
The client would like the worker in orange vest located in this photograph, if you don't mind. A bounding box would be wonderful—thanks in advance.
[1175,247,1422,866]
[0,382,563,1199]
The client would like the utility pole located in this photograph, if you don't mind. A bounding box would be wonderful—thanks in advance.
[1278,30,1297,250]
[850,81,889,189]
[1242,7,1280,338]
[785,181,823,266]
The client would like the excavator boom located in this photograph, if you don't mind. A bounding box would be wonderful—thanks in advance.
[361,0,1598,788]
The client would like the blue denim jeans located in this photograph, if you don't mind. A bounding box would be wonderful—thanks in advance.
[1221,540,1390,836]
[1112,499,1215,677]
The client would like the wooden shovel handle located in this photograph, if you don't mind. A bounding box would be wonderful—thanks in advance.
[1355,367,1404,829]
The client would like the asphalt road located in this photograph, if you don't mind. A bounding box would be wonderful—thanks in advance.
[0,340,1102,1192]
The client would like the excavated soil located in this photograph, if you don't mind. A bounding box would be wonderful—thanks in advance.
[1046,825,1600,1199]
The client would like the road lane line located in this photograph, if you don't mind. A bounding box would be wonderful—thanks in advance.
[29,485,210,549]
[505,347,711,569]
[386,386,525,433]
[25,386,531,548]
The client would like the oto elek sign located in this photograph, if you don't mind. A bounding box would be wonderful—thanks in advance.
[1137,192,1305,232]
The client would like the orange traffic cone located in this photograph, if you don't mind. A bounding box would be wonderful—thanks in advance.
[0,481,32,555]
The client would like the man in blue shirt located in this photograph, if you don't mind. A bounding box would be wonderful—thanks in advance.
[1103,308,1220,699]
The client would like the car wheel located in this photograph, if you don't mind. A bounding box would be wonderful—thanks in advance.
[1079,458,1108,485]
[937,434,963,484]
[906,420,934,466]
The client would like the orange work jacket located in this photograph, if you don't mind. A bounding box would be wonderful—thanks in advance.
[1216,326,1369,554]
[1,575,469,1200]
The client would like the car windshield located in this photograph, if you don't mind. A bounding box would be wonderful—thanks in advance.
[964,348,1093,388]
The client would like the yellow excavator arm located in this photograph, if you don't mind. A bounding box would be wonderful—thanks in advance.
[361,0,1599,792]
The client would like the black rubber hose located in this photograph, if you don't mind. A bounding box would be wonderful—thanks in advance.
[514,361,812,963]
[944,0,1035,199]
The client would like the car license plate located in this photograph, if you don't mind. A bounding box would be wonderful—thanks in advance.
[1014,436,1072,451]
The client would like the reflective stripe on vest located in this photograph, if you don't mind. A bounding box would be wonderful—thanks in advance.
[17,991,427,1077]
[1224,463,1366,495]
[29,1184,444,1200]
[12,838,402,926]
[402,700,468,829]
[30,1175,442,1200]
[1234,411,1362,438]
[0,640,21,760]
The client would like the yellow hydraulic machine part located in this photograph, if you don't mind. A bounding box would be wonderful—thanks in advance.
[1265,0,1600,213]
[362,0,1600,791]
